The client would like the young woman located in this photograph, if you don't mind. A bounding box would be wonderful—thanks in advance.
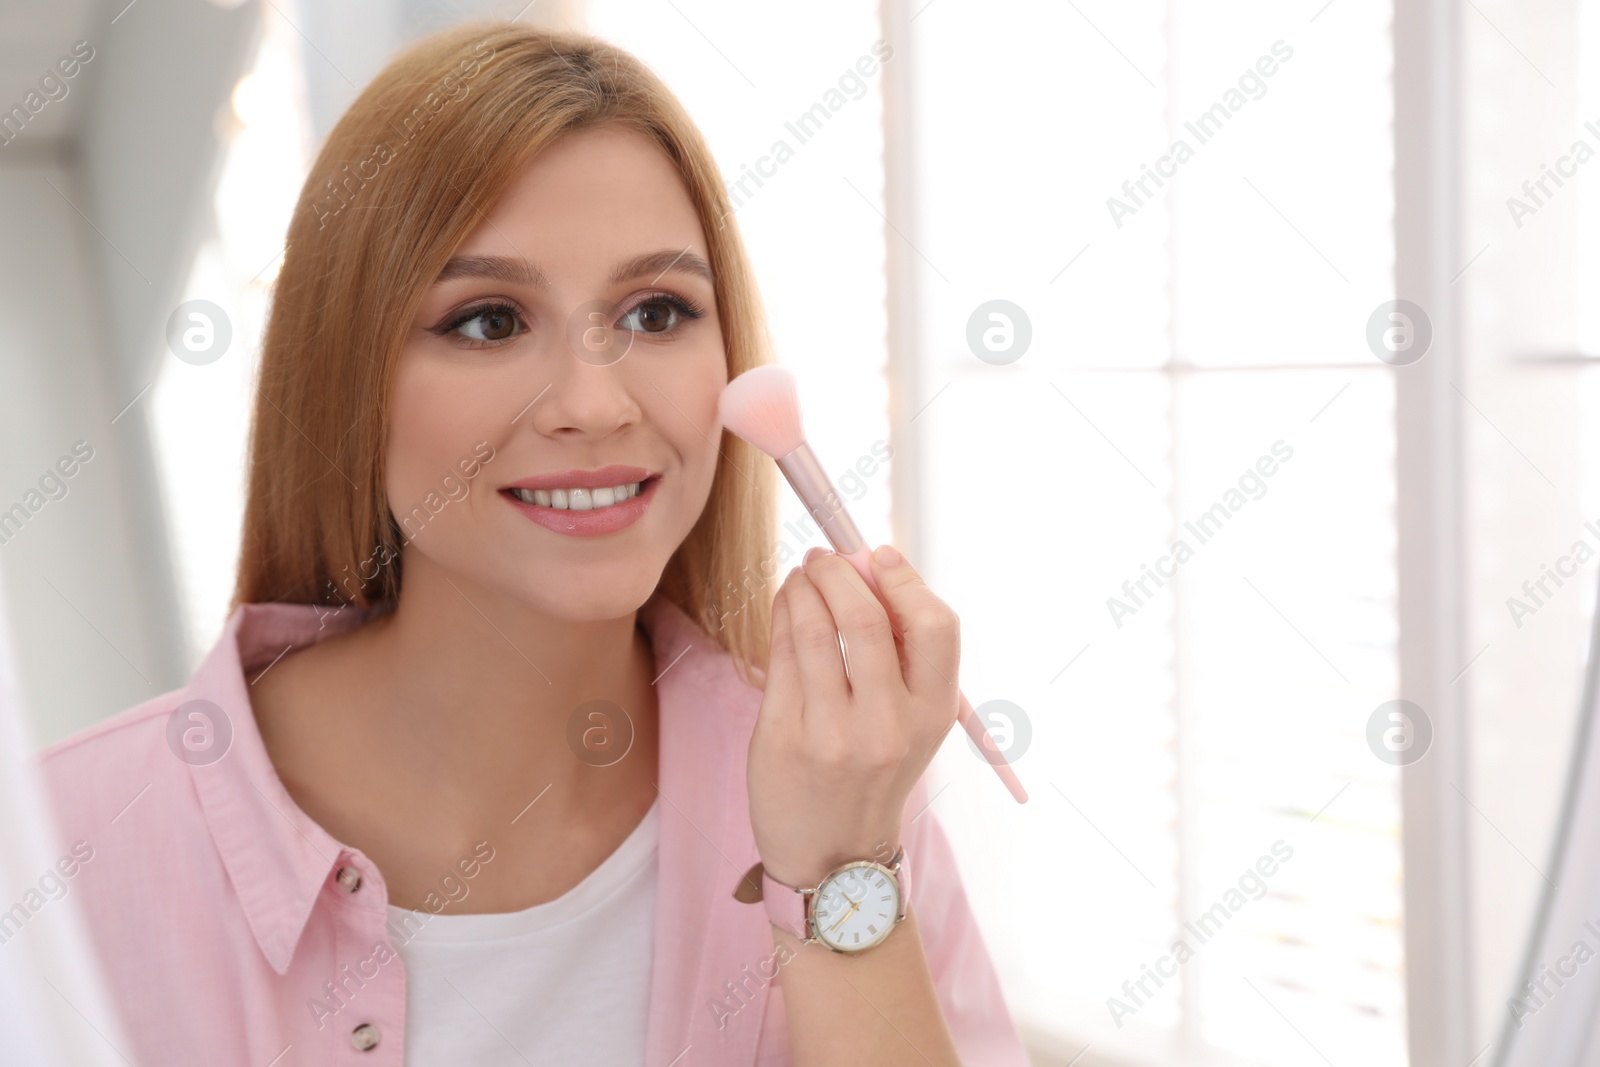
[35,22,1027,1066]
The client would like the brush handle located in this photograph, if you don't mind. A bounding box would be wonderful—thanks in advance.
[836,545,1029,805]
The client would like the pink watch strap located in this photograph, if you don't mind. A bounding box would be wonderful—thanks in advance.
[761,866,808,939]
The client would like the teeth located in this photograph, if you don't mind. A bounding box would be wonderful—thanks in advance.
[511,482,642,510]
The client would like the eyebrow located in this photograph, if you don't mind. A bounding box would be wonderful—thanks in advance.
[610,248,715,286]
[433,248,715,289]
[435,255,547,288]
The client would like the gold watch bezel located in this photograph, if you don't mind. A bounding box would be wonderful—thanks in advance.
[801,851,906,954]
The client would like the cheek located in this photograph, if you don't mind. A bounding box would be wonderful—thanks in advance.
[630,349,724,524]
[660,354,726,469]
[386,354,504,509]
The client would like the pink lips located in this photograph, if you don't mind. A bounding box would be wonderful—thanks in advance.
[499,468,659,537]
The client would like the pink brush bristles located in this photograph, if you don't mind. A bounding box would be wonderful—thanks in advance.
[716,364,806,458]
[717,364,1029,804]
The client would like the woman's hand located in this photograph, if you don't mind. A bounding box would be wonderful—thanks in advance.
[747,544,962,890]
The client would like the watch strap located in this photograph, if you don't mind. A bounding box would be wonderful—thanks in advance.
[761,865,809,939]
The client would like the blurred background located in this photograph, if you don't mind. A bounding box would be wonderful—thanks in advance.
[0,0,1596,1064]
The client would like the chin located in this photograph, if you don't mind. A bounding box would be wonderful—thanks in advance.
[509,566,665,624]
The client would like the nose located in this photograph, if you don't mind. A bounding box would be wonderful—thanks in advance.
[526,339,642,439]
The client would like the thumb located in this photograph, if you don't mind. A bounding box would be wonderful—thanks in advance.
[867,545,960,698]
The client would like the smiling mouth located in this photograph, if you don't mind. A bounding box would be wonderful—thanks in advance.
[502,475,660,511]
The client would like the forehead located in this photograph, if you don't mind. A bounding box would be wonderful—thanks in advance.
[453,124,708,267]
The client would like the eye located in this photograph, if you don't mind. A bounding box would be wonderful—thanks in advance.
[616,292,706,336]
[434,302,525,347]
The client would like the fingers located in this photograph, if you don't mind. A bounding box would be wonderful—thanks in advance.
[867,544,960,699]
[780,564,851,713]
[799,550,903,699]
[760,582,803,732]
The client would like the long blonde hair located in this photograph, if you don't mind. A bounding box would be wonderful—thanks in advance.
[231,21,776,683]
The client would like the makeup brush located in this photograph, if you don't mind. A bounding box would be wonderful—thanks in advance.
[719,364,1028,804]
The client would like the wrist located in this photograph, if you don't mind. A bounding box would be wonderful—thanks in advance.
[760,837,903,891]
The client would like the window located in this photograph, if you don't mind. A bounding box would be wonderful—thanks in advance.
[904,2,1404,1063]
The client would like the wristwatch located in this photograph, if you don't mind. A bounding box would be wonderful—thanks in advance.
[759,845,911,954]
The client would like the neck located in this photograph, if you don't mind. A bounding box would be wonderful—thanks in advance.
[346,551,659,830]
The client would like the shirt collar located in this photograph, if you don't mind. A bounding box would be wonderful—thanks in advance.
[181,589,716,977]
[182,598,389,976]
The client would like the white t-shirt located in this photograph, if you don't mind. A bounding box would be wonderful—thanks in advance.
[387,798,659,1065]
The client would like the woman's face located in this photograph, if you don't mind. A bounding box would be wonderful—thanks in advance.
[386,124,728,622]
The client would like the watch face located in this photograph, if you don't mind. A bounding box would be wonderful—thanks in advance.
[811,862,900,952]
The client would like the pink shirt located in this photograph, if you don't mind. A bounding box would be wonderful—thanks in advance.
[33,590,1028,1066]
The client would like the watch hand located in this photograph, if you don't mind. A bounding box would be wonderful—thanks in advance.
[827,899,860,933]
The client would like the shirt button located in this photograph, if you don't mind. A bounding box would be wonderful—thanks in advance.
[336,865,362,893]
[350,1023,380,1050]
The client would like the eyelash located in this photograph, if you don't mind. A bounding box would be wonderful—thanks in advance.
[432,291,708,350]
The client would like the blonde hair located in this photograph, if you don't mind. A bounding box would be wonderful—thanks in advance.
[231,21,777,683]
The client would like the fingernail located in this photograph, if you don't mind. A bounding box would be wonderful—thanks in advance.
[873,544,902,567]
[804,546,830,564]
